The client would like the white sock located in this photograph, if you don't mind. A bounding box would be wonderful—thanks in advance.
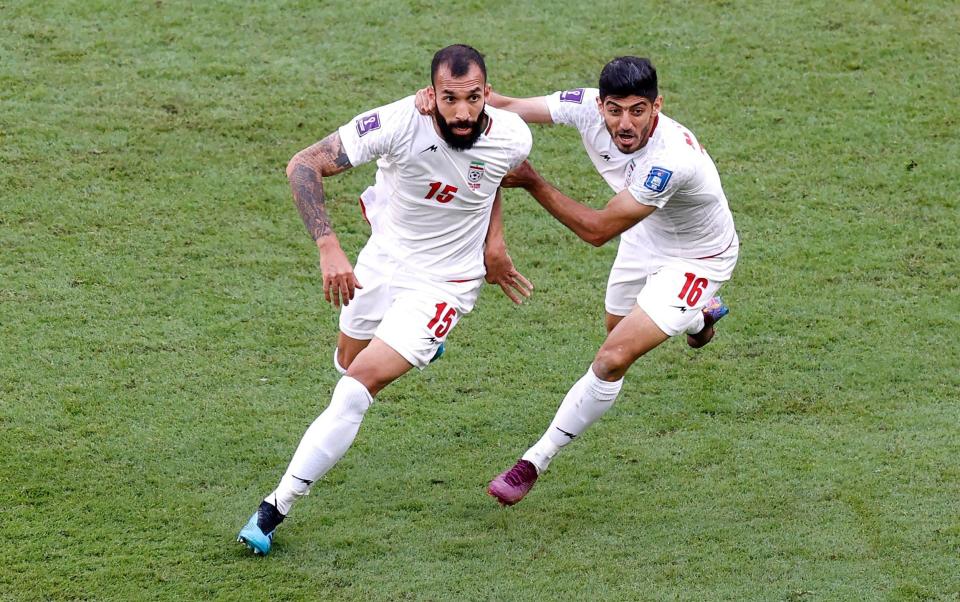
[522,366,623,473]
[333,347,347,375]
[265,376,372,515]
[684,312,705,335]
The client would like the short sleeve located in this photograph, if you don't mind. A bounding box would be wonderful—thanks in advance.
[545,87,600,131]
[337,96,413,167]
[626,160,689,208]
[508,123,533,170]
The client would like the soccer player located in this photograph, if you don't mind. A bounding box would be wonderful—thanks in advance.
[419,56,738,505]
[237,44,533,554]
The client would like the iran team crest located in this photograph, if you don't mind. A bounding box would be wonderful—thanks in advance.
[467,161,485,190]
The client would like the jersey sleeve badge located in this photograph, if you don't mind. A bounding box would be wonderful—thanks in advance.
[643,167,673,193]
[559,88,585,103]
[355,113,381,137]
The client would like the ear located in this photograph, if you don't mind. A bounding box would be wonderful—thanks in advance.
[483,83,491,101]
[652,95,663,116]
[427,86,436,102]
[595,95,604,115]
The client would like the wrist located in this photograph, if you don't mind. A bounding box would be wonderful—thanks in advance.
[485,239,507,254]
[315,234,341,253]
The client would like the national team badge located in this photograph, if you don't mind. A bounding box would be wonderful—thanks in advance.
[643,167,673,193]
[559,88,585,103]
[467,161,485,190]
[355,113,380,137]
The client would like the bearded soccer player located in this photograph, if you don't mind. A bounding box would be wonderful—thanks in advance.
[237,45,533,554]
[421,56,738,505]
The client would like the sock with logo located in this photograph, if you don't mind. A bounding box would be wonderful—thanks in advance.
[266,376,373,515]
[522,366,623,473]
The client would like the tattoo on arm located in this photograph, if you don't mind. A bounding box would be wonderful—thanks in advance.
[288,132,353,241]
[290,164,332,240]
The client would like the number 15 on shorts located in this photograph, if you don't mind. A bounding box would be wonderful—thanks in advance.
[427,302,457,337]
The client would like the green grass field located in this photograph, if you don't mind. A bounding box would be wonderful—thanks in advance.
[2,1,958,600]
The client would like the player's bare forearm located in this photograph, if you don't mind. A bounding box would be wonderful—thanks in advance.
[488,91,553,124]
[289,163,335,241]
[484,189,507,255]
[286,132,362,306]
[532,179,657,247]
[507,162,647,247]
[483,189,532,304]
[517,171,608,247]
[287,132,353,242]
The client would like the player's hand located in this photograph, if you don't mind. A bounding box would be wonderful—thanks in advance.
[484,247,533,305]
[501,160,539,190]
[414,87,435,115]
[317,239,363,307]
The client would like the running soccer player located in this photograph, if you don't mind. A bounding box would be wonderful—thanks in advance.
[420,56,738,505]
[237,44,533,554]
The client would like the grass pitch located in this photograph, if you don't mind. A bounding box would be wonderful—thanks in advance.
[2,1,958,600]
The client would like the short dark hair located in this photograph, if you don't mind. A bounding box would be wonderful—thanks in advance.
[599,56,658,101]
[431,44,487,85]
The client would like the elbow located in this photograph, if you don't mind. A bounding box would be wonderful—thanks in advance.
[285,154,303,179]
[585,234,610,248]
[581,217,614,247]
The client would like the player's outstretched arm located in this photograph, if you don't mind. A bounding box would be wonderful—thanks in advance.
[413,87,553,124]
[503,161,655,247]
[483,189,533,305]
[287,132,363,308]
[487,91,553,124]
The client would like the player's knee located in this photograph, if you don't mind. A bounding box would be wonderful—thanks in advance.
[592,347,631,381]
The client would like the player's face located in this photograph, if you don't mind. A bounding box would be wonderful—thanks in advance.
[597,94,663,153]
[430,64,490,150]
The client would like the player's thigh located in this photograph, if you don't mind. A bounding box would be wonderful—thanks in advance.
[594,305,671,380]
[637,265,723,337]
[346,338,414,397]
[373,284,474,370]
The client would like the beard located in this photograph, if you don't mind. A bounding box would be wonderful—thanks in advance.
[435,109,486,151]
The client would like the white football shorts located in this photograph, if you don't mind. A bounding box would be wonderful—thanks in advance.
[605,236,738,336]
[339,240,482,369]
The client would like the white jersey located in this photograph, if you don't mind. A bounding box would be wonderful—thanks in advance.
[338,97,532,281]
[546,87,737,262]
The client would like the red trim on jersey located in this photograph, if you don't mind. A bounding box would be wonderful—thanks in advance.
[484,115,493,136]
[647,114,659,139]
[695,235,738,260]
[446,278,474,283]
[358,197,370,225]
